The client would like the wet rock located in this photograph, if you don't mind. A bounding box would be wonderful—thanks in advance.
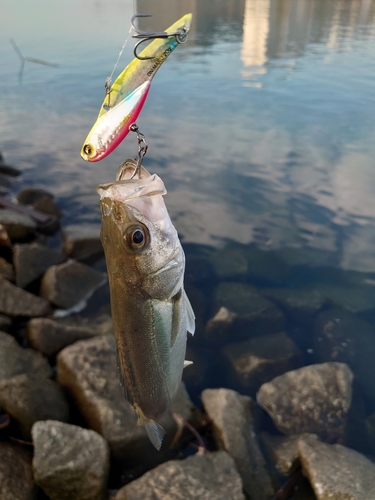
[57,335,203,462]
[0,330,52,381]
[261,432,318,475]
[32,420,109,500]
[204,307,237,346]
[213,282,285,340]
[221,332,303,394]
[0,442,36,500]
[298,434,375,500]
[315,283,375,313]
[0,255,14,281]
[33,196,61,219]
[40,260,105,309]
[257,362,353,437]
[62,224,103,260]
[262,288,326,324]
[0,209,36,240]
[27,317,103,357]
[202,388,274,500]
[0,372,69,437]
[0,277,51,317]
[0,313,12,330]
[17,188,54,206]
[0,223,11,247]
[211,245,248,279]
[113,451,246,500]
[13,242,65,288]
[314,308,375,400]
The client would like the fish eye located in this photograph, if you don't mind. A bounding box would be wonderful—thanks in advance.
[83,144,93,156]
[124,224,149,252]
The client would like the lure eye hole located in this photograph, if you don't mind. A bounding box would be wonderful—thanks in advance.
[83,144,93,156]
[124,224,149,252]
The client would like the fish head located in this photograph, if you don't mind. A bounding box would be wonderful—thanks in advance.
[97,162,185,299]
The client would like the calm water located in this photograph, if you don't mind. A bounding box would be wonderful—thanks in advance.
[2,0,375,463]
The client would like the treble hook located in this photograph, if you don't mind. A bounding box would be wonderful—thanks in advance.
[131,14,189,61]
[129,123,148,179]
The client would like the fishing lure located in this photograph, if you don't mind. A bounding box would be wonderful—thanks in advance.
[81,13,192,162]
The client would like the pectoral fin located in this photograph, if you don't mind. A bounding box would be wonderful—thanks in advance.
[184,360,193,368]
[184,289,195,335]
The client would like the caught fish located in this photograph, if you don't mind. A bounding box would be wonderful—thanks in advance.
[97,160,195,449]
[81,13,192,162]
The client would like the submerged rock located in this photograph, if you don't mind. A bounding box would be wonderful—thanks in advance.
[315,283,375,314]
[298,434,375,500]
[257,362,353,438]
[221,332,303,394]
[113,451,246,500]
[211,245,248,279]
[202,388,274,500]
[0,209,36,240]
[0,256,14,281]
[0,277,51,317]
[62,224,103,260]
[27,317,103,357]
[0,372,69,438]
[204,307,237,346]
[0,330,52,381]
[0,313,12,331]
[40,260,104,309]
[213,282,285,339]
[32,420,109,500]
[0,442,36,500]
[244,246,289,285]
[13,242,65,288]
[57,335,202,462]
[314,307,375,400]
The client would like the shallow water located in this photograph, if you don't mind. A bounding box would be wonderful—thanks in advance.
[2,0,375,473]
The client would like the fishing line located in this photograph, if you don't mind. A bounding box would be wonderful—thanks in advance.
[105,24,133,94]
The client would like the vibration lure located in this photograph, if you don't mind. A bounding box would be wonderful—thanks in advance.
[81,13,192,162]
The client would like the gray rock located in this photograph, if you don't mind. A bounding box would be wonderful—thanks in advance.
[0,255,14,281]
[222,332,303,394]
[27,317,102,357]
[0,277,51,317]
[13,242,65,288]
[257,362,353,437]
[204,307,237,346]
[315,283,375,313]
[40,260,105,309]
[0,312,12,330]
[202,388,274,500]
[314,308,375,400]
[0,372,69,437]
[0,209,36,240]
[0,223,12,247]
[32,420,109,500]
[298,434,375,500]
[211,246,248,279]
[113,451,246,500]
[262,288,327,324]
[62,224,103,260]
[0,330,52,381]
[17,187,54,206]
[57,335,203,462]
[261,432,318,476]
[0,442,36,500]
[213,282,285,340]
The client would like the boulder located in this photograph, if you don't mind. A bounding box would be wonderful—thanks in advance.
[262,288,326,324]
[27,317,103,357]
[40,260,105,309]
[0,442,36,500]
[204,307,237,346]
[17,187,54,206]
[113,451,246,500]
[212,282,285,340]
[0,209,36,240]
[0,372,69,438]
[57,335,203,462]
[314,308,375,400]
[62,224,103,260]
[0,255,14,281]
[32,420,109,500]
[0,313,12,330]
[202,388,274,500]
[257,362,353,438]
[298,434,375,500]
[0,277,51,317]
[221,332,303,394]
[13,242,65,288]
[0,330,52,381]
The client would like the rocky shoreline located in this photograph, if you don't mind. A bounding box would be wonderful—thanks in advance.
[1,152,375,499]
